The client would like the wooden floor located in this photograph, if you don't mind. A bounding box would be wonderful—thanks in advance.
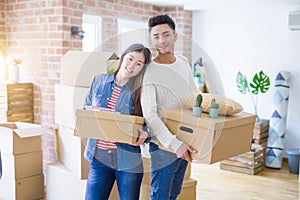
[190,159,299,200]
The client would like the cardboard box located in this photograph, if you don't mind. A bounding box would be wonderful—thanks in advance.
[0,122,46,155]
[161,108,256,164]
[55,84,89,129]
[61,50,119,87]
[1,151,42,179]
[46,162,87,200]
[46,162,119,200]
[74,109,144,144]
[0,174,44,200]
[140,178,197,200]
[56,125,90,180]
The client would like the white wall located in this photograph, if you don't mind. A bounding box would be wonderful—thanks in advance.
[192,3,300,155]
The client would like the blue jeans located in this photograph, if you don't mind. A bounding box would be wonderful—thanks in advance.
[85,148,143,200]
[149,142,188,200]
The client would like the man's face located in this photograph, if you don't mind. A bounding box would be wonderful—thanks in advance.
[150,24,177,55]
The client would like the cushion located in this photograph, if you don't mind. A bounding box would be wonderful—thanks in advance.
[180,93,243,115]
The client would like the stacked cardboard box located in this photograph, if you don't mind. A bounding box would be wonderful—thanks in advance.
[47,51,119,200]
[53,83,91,180]
[0,122,45,200]
[46,162,119,200]
[220,144,265,175]
[0,83,34,123]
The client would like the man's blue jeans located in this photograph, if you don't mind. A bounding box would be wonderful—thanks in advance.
[85,149,143,200]
[149,142,188,200]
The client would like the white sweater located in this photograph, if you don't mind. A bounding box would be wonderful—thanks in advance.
[141,55,199,153]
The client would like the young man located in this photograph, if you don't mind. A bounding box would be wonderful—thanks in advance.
[141,15,199,199]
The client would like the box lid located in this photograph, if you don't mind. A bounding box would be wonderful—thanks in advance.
[0,122,46,138]
[61,50,119,87]
[161,108,256,131]
[75,109,144,124]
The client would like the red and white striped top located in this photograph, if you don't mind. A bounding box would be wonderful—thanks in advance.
[107,85,121,110]
[96,84,122,150]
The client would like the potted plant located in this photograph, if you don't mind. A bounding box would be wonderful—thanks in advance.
[192,94,203,117]
[209,98,219,118]
[236,70,270,121]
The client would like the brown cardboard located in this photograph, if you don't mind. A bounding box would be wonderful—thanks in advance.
[61,50,119,87]
[74,109,144,144]
[140,178,197,200]
[0,174,44,200]
[0,122,46,154]
[1,151,42,179]
[55,84,89,129]
[56,125,90,180]
[161,108,256,164]
[46,162,119,200]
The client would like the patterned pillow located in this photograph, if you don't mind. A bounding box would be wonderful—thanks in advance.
[180,93,243,115]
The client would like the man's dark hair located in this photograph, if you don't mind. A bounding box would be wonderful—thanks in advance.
[148,14,175,33]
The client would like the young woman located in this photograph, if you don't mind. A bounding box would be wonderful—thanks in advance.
[84,43,151,200]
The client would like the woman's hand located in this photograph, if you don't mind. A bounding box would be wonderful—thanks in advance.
[132,129,148,146]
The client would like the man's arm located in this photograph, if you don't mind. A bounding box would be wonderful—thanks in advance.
[141,83,183,153]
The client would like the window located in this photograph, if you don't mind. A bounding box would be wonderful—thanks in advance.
[117,19,148,53]
[82,14,102,52]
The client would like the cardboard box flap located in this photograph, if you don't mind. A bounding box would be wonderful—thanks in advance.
[0,122,46,138]
[161,108,256,131]
[61,50,119,87]
[106,52,119,61]
[61,51,119,70]
[14,127,46,138]
[75,109,144,124]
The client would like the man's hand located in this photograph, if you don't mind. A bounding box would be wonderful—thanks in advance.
[132,129,148,146]
[176,142,197,161]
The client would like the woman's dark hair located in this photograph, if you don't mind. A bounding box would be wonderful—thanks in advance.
[114,43,151,116]
[148,14,176,33]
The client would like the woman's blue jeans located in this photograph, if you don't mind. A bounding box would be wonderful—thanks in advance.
[85,149,143,200]
[149,142,188,200]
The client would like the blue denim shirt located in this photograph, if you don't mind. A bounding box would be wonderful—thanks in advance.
[83,73,143,171]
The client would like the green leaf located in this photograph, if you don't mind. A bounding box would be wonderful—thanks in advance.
[194,71,201,77]
[236,71,249,94]
[250,70,270,95]
[107,67,116,74]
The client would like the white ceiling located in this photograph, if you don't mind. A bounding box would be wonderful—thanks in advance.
[132,0,300,11]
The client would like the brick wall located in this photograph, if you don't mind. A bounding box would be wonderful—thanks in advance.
[0,1,6,68]
[4,0,84,167]
[2,0,192,175]
[83,0,192,57]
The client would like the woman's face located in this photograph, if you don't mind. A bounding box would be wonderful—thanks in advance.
[119,51,145,79]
